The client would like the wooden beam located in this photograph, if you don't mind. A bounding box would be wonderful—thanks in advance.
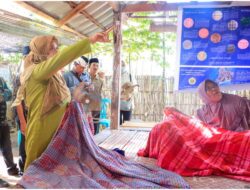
[122,1,232,13]
[150,23,177,33]
[131,15,167,19]
[81,11,107,31]
[108,1,119,12]
[67,2,107,31]
[111,4,122,130]
[57,2,90,27]
[104,26,114,34]
[15,1,58,22]
[130,15,177,19]
[122,3,178,13]
[15,1,87,38]
[121,121,157,128]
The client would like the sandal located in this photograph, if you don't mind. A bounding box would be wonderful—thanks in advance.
[7,166,20,176]
[0,179,9,188]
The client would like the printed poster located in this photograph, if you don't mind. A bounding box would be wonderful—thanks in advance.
[177,6,250,90]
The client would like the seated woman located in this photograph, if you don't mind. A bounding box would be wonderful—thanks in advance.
[138,79,250,182]
[197,79,250,131]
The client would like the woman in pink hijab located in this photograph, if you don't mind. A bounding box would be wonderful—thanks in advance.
[137,79,250,182]
[197,79,250,131]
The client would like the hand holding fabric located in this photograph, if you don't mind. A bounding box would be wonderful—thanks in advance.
[83,82,95,93]
[73,82,91,104]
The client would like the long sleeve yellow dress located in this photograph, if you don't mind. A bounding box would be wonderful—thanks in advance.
[24,39,91,170]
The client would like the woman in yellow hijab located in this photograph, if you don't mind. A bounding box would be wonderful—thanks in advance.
[22,33,108,170]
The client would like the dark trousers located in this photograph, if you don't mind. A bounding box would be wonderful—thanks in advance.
[17,120,26,172]
[92,111,100,135]
[120,110,132,125]
[0,124,16,170]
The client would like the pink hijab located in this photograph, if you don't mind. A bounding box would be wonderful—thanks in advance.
[197,79,250,131]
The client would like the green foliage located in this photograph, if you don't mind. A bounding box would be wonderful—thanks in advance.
[91,17,176,69]
[0,54,4,63]
[0,53,22,65]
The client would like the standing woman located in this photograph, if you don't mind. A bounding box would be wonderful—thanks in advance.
[120,82,139,125]
[22,34,108,170]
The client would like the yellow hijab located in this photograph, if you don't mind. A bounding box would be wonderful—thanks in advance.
[18,35,70,117]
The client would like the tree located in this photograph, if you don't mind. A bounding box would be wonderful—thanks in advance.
[91,16,176,71]
[0,53,22,65]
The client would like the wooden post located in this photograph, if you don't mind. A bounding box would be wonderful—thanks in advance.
[162,32,166,106]
[111,4,122,130]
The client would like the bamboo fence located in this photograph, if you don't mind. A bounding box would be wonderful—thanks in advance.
[104,76,250,122]
[4,63,249,123]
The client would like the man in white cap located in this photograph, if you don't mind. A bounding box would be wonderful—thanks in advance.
[64,56,96,135]
[63,56,91,95]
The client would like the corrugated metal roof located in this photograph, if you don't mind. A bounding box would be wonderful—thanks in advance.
[25,1,114,37]
[14,1,236,38]
[1,1,237,53]
[31,1,71,19]
[0,9,78,53]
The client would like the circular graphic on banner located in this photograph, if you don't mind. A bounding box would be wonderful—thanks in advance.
[210,33,221,43]
[183,18,194,28]
[212,10,223,21]
[228,20,238,31]
[183,40,192,49]
[238,39,249,49]
[188,77,196,85]
[197,51,207,61]
[226,44,235,53]
[198,28,209,38]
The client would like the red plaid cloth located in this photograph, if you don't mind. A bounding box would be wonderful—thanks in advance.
[138,107,250,182]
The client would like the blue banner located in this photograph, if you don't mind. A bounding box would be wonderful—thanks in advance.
[179,67,250,90]
[178,6,250,90]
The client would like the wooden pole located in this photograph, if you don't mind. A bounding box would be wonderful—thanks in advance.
[111,4,122,130]
[162,32,166,106]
